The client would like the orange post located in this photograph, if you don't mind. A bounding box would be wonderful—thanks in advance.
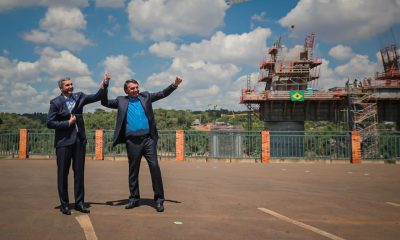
[176,130,184,161]
[19,128,28,159]
[95,129,104,160]
[261,131,270,163]
[351,131,361,164]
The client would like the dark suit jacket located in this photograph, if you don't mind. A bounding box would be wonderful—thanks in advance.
[46,89,104,148]
[101,84,177,147]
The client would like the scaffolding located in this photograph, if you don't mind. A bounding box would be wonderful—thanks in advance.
[258,33,322,91]
[241,33,336,105]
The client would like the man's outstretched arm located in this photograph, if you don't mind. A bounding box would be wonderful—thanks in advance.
[150,76,183,102]
[101,72,119,109]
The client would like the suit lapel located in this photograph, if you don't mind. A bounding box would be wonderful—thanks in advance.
[58,94,68,112]
[138,95,149,116]
[71,93,81,114]
[121,97,129,117]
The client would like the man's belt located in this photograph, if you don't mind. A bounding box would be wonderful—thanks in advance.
[127,134,150,141]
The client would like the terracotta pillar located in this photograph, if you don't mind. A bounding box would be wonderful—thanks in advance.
[261,131,270,163]
[19,129,28,159]
[95,129,104,160]
[176,130,184,161]
[351,131,361,164]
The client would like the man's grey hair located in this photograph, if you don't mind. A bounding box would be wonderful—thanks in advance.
[58,77,71,88]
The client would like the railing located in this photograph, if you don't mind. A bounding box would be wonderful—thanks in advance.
[184,131,261,159]
[157,130,176,158]
[0,130,19,158]
[27,129,55,157]
[270,131,351,161]
[364,78,400,87]
[1,129,399,162]
[241,89,342,102]
[361,131,400,162]
[103,130,127,158]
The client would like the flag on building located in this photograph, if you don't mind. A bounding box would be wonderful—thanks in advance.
[290,90,304,102]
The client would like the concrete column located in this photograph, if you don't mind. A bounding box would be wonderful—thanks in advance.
[261,131,270,163]
[176,130,184,161]
[95,129,104,160]
[351,131,361,164]
[19,129,28,159]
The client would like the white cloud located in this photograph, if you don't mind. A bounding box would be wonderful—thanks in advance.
[11,83,38,97]
[149,42,177,57]
[127,0,228,41]
[96,0,125,8]
[279,0,400,42]
[23,30,50,43]
[251,12,266,22]
[315,53,380,90]
[335,54,379,79]
[144,28,271,110]
[38,47,92,77]
[150,27,271,66]
[23,7,91,51]
[0,57,41,85]
[101,55,135,96]
[0,0,88,12]
[316,58,343,90]
[329,45,354,60]
[280,44,304,62]
[0,48,100,113]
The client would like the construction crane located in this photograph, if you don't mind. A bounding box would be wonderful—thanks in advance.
[226,0,250,5]
[300,32,315,60]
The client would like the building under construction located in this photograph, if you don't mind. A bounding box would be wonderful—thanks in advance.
[241,33,400,157]
[241,33,400,130]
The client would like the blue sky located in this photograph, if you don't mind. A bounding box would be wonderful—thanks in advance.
[0,0,400,113]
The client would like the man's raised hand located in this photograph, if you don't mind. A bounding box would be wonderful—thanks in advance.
[174,76,183,86]
[104,72,111,84]
[100,72,111,89]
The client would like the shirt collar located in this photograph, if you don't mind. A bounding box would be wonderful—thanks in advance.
[128,96,139,101]
[62,94,75,100]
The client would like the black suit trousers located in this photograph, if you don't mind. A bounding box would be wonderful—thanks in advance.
[126,137,164,203]
[56,136,86,207]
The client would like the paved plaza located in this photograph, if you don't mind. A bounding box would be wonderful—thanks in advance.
[0,160,399,240]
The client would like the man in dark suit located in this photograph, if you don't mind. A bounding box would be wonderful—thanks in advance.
[101,76,182,212]
[46,74,109,215]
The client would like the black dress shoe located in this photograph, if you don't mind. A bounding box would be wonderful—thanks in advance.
[156,202,164,212]
[125,200,140,209]
[75,203,90,213]
[60,206,71,215]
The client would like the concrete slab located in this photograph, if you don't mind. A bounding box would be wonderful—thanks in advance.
[0,160,399,240]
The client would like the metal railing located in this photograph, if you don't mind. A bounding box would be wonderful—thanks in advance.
[101,130,176,159]
[0,130,19,158]
[1,129,398,162]
[27,129,55,157]
[269,131,351,161]
[184,131,261,159]
[361,131,400,162]
[157,130,176,158]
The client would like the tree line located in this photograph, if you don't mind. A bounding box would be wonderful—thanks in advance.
[0,108,264,131]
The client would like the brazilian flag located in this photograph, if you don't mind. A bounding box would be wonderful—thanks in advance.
[290,90,304,102]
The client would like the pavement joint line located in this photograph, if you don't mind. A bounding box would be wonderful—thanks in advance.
[386,202,400,207]
[258,207,346,240]
[75,215,98,240]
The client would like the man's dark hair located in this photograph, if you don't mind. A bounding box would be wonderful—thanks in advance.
[58,77,71,88]
[124,79,139,91]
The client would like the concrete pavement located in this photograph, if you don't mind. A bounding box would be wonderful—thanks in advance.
[0,160,399,240]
